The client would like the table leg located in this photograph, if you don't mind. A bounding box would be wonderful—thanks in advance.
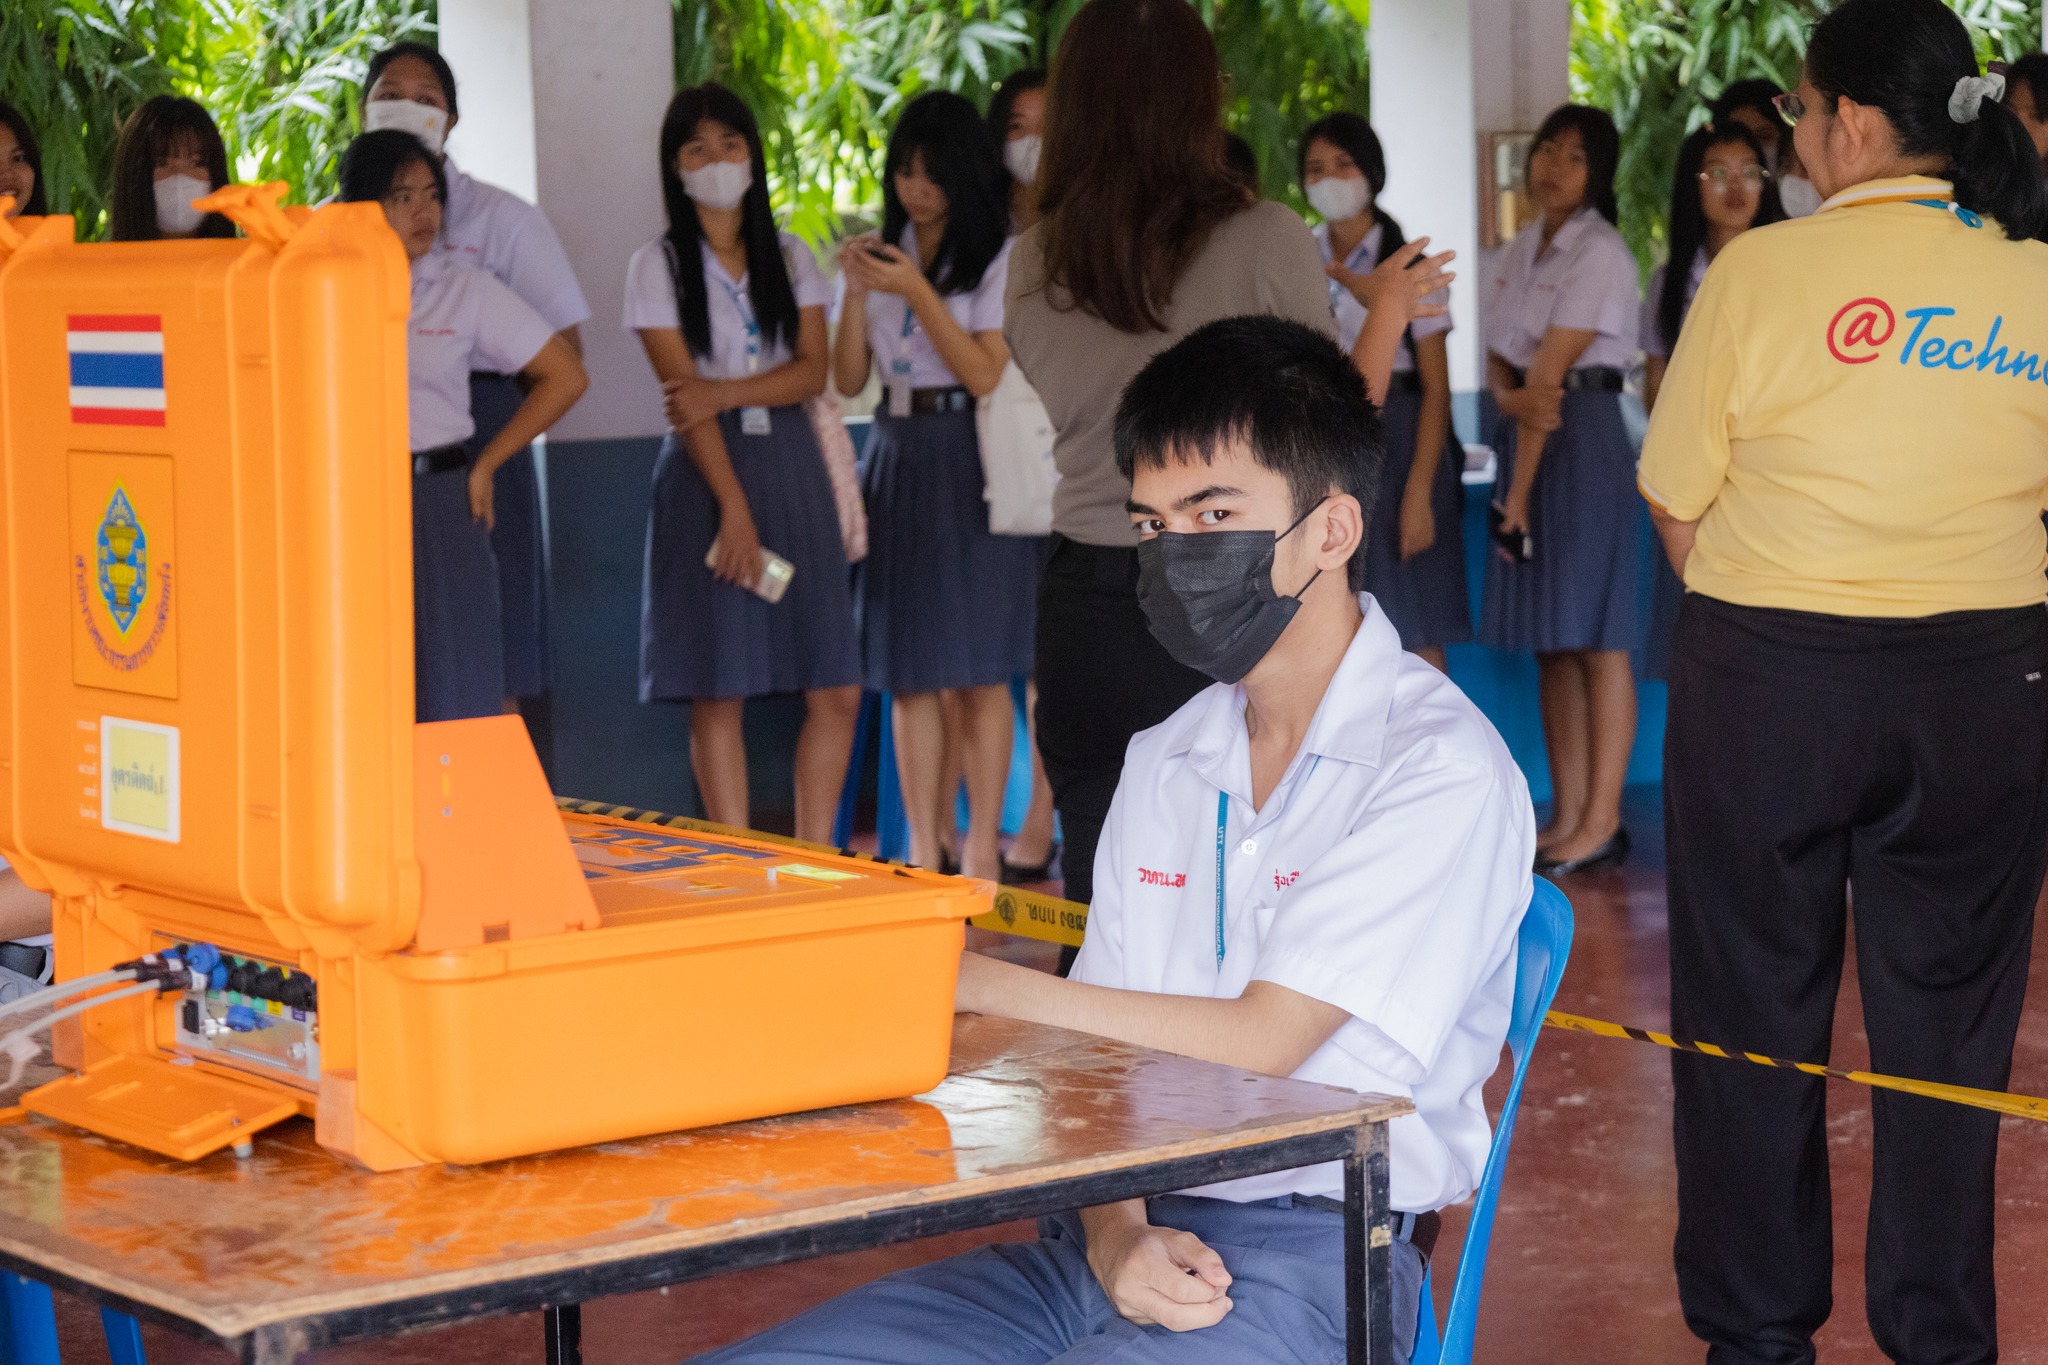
[1343,1121,1394,1365]
[543,1303,582,1365]
[99,1307,147,1365]
[0,1273,59,1365]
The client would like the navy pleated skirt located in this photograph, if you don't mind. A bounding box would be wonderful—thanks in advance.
[1364,384,1472,651]
[1479,389,1645,654]
[413,468,505,722]
[468,373,551,699]
[640,407,861,702]
[857,410,1041,694]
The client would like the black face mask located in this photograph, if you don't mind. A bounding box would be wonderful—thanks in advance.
[1134,502,1325,685]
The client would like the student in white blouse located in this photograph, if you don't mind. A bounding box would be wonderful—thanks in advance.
[831,91,1042,883]
[362,42,592,706]
[1480,104,1643,878]
[625,84,861,845]
[338,131,587,724]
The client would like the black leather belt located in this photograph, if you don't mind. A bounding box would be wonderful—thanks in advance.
[412,444,470,476]
[1386,371,1423,395]
[1561,366,1626,392]
[1294,1197,1443,1260]
[909,385,973,415]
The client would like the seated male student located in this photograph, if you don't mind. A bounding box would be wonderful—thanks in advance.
[692,315,1535,1365]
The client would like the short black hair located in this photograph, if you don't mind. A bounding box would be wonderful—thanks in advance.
[108,96,234,242]
[364,41,459,121]
[338,129,447,206]
[1114,315,1384,591]
[1530,104,1622,227]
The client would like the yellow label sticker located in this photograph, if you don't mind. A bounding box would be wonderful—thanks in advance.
[100,716,179,842]
[776,862,861,883]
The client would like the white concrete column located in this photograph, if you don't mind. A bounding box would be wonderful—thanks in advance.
[1371,0,1570,395]
[439,0,673,441]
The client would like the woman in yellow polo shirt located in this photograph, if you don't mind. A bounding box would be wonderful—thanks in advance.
[1638,1,2048,1359]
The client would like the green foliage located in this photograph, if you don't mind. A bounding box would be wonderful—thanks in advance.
[0,0,432,237]
[1571,0,2042,270]
[673,0,1373,244]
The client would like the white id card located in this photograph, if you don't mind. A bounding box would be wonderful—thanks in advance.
[740,406,772,435]
[888,356,914,418]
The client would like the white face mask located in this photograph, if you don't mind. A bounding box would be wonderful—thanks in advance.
[1304,175,1371,223]
[1004,134,1042,185]
[682,159,752,211]
[365,99,448,157]
[153,174,211,235]
[1778,172,1823,218]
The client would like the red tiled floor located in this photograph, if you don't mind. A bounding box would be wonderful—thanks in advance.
[43,793,2048,1361]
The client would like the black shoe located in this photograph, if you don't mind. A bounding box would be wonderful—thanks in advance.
[1000,844,1060,886]
[939,849,961,877]
[1537,827,1630,878]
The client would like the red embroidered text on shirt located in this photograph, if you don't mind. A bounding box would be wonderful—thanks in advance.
[1137,868,1187,889]
[1273,871,1300,891]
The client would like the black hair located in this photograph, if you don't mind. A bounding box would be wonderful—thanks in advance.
[1223,132,1260,195]
[2007,53,2048,126]
[1297,112,1407,264]
[1529,104,1621,226]
[364,41,459,122]
[338,129,448,206]
[109,96,234,242]
[1114,315,1384,590]
[656,83,800,361]
[987,68,1048,182]
[1658,122,1785,353]
[1807,0,2045,240]
[882,90,1009,296]
[1710,78,1791,164]
[0,100,47,216]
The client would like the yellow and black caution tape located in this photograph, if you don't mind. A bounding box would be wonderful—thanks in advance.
[556,801,2048,1123]
[1543,1010,2048,1122]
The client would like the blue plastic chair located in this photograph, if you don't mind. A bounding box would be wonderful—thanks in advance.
[1410,877,1574,1365]
[0,1272,146,1365]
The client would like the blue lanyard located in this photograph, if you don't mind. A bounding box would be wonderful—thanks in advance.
[714,274,761,371]
[1909,197,1983,229]
[1213,791,1230,967]
[1213,755,1320,969]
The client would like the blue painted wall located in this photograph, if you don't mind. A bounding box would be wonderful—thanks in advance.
[543,430,1667,823]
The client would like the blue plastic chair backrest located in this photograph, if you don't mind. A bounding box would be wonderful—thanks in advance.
[1411,878,1574,1365]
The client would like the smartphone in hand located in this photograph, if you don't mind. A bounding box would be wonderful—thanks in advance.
[1488,502,1533,563]
[706,541,797,603]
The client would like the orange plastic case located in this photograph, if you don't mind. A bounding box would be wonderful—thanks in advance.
[0,190,984,1168]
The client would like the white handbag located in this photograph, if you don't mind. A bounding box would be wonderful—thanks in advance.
[975,359,1058,536]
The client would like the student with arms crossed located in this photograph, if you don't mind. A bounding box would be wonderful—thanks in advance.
[691,315,1534,1365]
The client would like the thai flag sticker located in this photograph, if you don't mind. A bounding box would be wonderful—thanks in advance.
[68,315,166,427]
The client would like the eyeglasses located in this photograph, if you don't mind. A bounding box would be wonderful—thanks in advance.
[1772,91,1805,126]
[1698,165,1772,191]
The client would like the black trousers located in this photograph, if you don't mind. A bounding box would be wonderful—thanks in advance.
[1035,536,1208,969]
[1666,594,2048,1365]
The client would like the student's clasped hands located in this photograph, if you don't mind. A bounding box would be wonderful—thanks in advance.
[836,234,927,301]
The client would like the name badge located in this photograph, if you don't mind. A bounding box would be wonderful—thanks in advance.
[740,406,772,436]
[888,357,914,418]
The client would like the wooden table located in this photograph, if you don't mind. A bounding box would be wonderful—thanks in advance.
[0,1017,1411,1365]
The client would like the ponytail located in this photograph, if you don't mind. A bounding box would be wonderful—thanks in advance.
[1954,94,2046,240]
[1807,0,2045,240]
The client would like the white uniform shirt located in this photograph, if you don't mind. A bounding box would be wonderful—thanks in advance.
[1486,206,1639,372]
[1072,599,1536,1213]
[438,159,592,335]
[857,229,1013,389]
[407,252,557,452]
[1312,221,1451,372]
[1639,246,1708,360]
[622,231,832,380]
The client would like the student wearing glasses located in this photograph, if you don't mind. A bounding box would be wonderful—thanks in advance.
[1641,2,2048,1357]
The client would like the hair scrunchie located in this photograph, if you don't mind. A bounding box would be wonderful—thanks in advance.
[1950,71,2007,124]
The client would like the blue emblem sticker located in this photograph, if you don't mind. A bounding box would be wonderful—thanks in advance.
[95,487,148,634]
